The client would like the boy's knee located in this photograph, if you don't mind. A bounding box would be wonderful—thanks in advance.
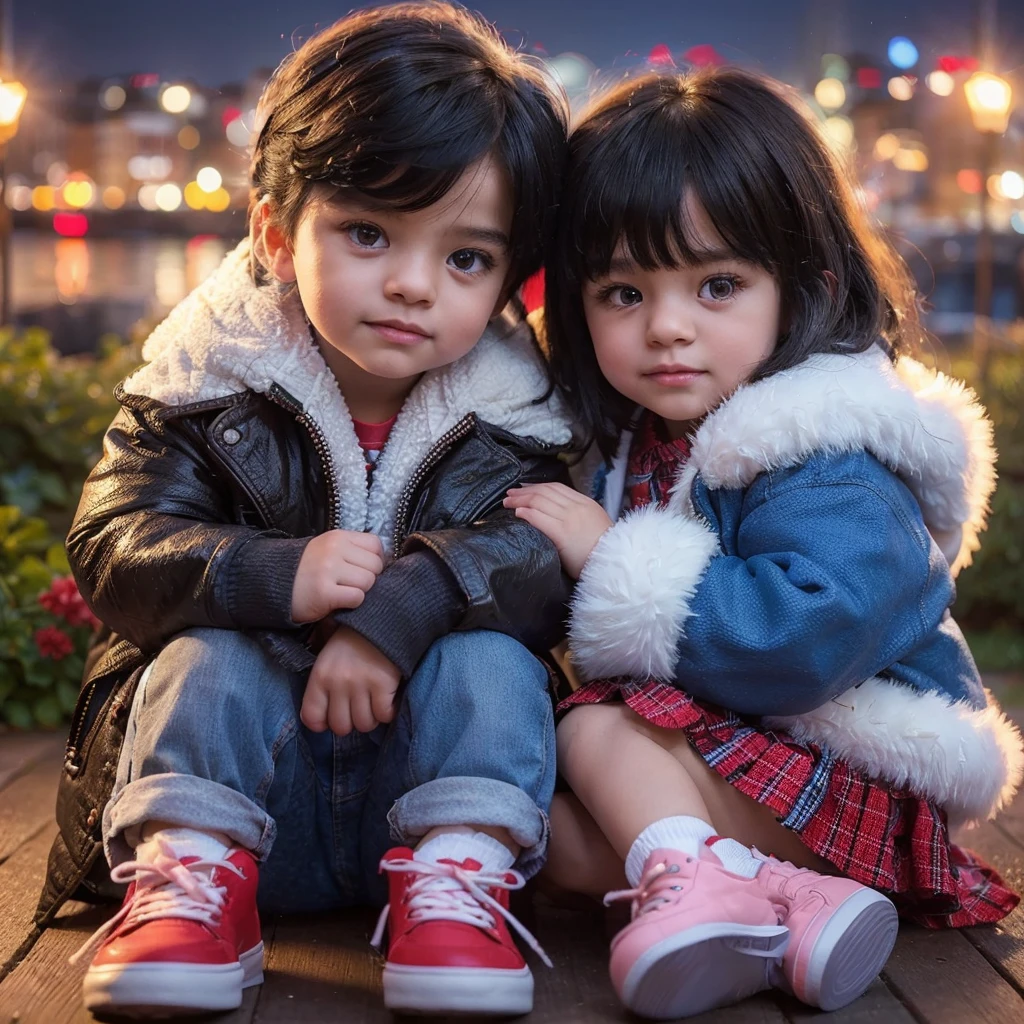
[412,630,547,701]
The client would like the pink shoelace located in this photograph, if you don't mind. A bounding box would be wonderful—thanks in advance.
[69,840,245,966]
[371,857,552,968]
[603,856,693,919]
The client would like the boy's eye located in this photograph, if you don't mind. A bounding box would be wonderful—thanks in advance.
[448,249,494,274]
[348,223,385,248]
[700,275,737,301]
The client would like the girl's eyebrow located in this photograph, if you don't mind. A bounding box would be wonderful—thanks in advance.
[452,226,509,251]
[605,246,742,276]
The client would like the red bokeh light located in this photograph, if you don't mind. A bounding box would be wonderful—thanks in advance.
[856,67,882,89]
[648,44,674,66]
[53,212,89,237]
[956,169,983,195]
[221,106,242,128]
[683,44,724,68]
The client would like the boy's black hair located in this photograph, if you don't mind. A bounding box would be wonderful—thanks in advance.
[250,1,568,294]
[545,67,924,460]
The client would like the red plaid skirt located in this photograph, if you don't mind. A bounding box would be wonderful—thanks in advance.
[560,678,1019,928]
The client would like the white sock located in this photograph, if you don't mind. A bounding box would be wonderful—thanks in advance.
[625,816,716,886]
[135,826,232,865]
[415,831,516,873]
[707,837,762,878]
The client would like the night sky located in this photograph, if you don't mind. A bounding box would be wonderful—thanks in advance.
[12,0,1024,90]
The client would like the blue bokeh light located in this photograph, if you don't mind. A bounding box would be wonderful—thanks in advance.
[888,37,919,70]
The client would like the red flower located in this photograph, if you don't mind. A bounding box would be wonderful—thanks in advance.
[38,576,99,629]
[34,626,75,660]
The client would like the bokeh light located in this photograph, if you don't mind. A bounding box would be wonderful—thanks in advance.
[821,54,849,81]
[102,186,126,209]
[62,177,95,209]
[155,183,183,212]
[893,147,928,172]
[225,115,251,147]
[196,166,222,193]
[31,185,56,211]
[873,133,901,160]
[925,71,955,97]
[178,125,200,150]
[1000,171,1024,201]
[1011,211,1024,234]
[100,84,126,111]
[160,84,191,114]
[823,115,854,151]
[814,78,846,111]
[956,169,983,194]
[137,183,161,211]
[887,76,914,101]
[204,187,231,212]
[887,37,918,70]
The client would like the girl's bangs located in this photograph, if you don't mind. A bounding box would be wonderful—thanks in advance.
[574,108,774,281]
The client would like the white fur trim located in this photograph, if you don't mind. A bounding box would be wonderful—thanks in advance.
[658,348,996,574]
[764,677,1024,825]
[122,241,572,549]
[568,504,720,682]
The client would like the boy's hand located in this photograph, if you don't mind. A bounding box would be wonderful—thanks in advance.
[503,483,613,579]
[301,625,400,736]
[291,530,384,623]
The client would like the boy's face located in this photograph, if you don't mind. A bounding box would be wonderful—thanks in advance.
[266,156,513,408]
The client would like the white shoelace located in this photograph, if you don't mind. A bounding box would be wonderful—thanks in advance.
[604,859,684,919]
[371,857,552,968]
[69,840,245,966]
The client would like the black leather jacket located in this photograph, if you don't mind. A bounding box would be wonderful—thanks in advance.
[36,382,572,925]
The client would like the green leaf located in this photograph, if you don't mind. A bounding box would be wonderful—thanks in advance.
[2,699,34,730]
[32,695,63,728]
[45,544,70,573]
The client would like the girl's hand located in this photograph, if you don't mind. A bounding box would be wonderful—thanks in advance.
[301,625,400,735]
[503,483,613,579]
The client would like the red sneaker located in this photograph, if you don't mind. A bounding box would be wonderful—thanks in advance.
[371,846,551,1016]
[73,843,263,1016]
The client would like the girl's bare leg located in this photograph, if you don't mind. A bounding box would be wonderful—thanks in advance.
[543,703,831,896]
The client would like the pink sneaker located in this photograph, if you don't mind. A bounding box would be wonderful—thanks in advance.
[605,847,789,1019]
[753,852,898,1010]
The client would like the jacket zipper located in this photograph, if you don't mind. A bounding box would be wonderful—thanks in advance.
[64,642,136,776]
[267,384,342,530]
[392,413,478,551]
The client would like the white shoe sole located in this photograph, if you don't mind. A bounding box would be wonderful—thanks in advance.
[82,941,264,1017]
[619,922,789,1020]
[800,888,899,1010]
[382,962,534,1016]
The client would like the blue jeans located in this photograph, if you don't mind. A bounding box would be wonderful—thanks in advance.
[103,628,555,912]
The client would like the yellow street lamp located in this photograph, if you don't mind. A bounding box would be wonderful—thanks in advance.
[963,71,1014,379]
[0,78,27,325]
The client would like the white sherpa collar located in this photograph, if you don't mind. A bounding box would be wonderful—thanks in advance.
[123,241,572,546]
[658,347,995,574]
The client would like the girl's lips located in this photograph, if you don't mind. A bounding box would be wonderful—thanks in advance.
[645,369,706,386]
[366,321,432,345]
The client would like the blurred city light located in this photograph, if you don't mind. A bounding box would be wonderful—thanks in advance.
[964,72,1013,134]
[814,77,846,111]
[823,115,854,151]
[46,161,68,187]
[160,85,192,114]
[102,186,126,209]
[957,169,983,194]
[855,66,882,89]
[0,80,28,140]
[184,181,206,210]
[137,183,161,211]
[155,183,183,212]
[925,71,955,97]
[100,84,126,111]
[6,184,31,210]
[1000,171,1024,201]
[821,54,849,81]
[178,126,200,150]
[225,115,250,147]
[893,147,928,172]
[1011,211,1024,234]
[31,185,55,211]
[887,37,919,70]
[873,132,901,160]
[647,44,673,67]
[545,52,594,93]
[196,166,222,193]
[62,177,95,209]
[53,212,89,238]
[887,76,914,101]
[128,155,173,181]
[205,187,231,212]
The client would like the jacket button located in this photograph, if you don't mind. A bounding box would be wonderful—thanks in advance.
[222,427,242,445]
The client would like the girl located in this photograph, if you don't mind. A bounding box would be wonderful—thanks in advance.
[506,67,1023,1020]
[50,4,574,1017]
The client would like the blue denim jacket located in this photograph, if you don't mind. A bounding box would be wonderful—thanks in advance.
[569,349,1019,823]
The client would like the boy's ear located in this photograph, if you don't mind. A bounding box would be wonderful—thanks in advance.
[252,199,297,283]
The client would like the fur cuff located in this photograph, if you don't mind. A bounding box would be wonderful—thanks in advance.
[764,677,1024,826]
[568,504,719,682]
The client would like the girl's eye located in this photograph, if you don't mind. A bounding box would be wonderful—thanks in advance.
[700,275,738,301]
[348,223,385,248]
[598,284,643,307]
[448,249,495,275]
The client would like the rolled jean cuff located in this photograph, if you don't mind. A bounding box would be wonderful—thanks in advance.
[386,776,550,880]
[103,773,277,867]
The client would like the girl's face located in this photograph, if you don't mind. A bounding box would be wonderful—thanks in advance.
[582,197,781,436]
[264,156,513,415]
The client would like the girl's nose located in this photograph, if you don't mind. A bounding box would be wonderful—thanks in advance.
[646,301,696,347]
[383,256,436,306]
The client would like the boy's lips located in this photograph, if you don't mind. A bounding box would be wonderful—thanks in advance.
[365,319,433,344]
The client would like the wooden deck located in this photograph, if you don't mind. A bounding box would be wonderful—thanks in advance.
[2,680,1024,1024]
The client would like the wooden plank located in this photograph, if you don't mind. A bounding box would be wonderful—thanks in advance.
[252,909,386,1023]
[0,733,64,793]
[0,901,113,1024]
[0,757,63,865]
[0,827,57,975]
[882,924,1023,1023]
[778,977,916,1023]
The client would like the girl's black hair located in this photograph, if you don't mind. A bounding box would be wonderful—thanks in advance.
[250,1,568,293]
[545,67,924,460]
